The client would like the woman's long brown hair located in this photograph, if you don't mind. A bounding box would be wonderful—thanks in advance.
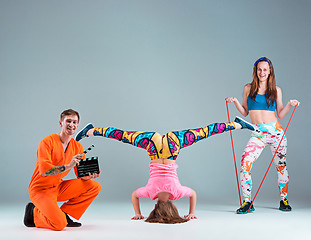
[249,57,277,106]
[145,200,189,224]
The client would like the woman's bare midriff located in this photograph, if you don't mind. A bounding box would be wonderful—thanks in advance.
[249,110,278,124]
[151,158,175,164]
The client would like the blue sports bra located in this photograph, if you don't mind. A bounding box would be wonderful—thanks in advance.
[248,94,276,111]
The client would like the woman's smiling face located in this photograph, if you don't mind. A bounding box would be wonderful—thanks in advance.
[257,61,270,82]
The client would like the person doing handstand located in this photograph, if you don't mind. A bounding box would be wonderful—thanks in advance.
[75,117,257,223]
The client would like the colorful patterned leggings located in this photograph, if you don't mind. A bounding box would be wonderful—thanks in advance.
[240,120,288,201]
[93,122,235,160]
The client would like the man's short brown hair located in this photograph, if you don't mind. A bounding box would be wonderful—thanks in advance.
[60,109,80,122]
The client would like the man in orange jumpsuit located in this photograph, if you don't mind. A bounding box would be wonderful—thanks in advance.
[24,109,101,231]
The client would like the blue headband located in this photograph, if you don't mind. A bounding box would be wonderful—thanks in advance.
[254,57,271,66]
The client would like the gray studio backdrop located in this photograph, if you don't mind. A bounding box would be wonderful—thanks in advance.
[1,0,310,205]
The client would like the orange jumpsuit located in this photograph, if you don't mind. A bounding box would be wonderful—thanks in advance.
[28,134,101,231]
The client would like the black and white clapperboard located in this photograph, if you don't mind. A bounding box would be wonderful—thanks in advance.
[76,157,100,177]
[76,144,100,177]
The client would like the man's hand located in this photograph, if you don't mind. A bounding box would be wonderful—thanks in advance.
[68,154,83,169]
[80,171,101,180]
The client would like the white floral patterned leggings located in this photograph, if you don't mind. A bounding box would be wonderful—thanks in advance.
[240,120,289,202]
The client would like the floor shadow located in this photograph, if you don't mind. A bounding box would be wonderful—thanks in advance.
[256,205,279,211]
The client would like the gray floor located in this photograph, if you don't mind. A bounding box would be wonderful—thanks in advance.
[1,201,310,240]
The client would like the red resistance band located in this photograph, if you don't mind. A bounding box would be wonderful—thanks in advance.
[247,106,297,213]
[226,101,242,206]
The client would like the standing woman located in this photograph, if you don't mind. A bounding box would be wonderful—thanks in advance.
[226,57,300,214]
